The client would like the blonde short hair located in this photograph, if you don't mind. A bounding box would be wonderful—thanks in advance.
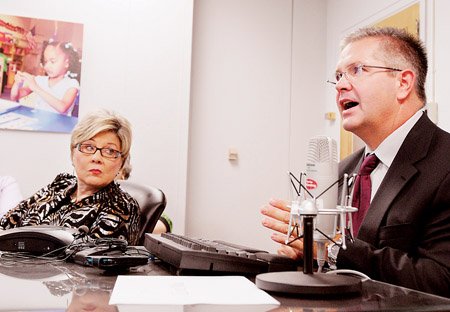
[70,109,132,166]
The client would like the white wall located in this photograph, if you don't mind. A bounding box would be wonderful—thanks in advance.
[0,0,193,233]
[434,0,450,131]
[289,0,328,174]
[186,0,327,252]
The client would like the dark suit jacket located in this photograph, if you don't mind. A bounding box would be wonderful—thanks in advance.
[338,113,450,297]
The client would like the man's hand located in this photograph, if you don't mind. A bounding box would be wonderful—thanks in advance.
[261,198,306,260]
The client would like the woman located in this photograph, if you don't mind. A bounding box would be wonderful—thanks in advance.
[0,109,140,245]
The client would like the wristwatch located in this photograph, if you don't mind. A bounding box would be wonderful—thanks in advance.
[327,243,340,270]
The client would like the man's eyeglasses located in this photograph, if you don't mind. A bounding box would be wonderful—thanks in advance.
[77,143,122,159]
[327,64,402,85]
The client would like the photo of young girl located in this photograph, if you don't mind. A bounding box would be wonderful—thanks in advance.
[0,14,83,133]
[10,40,81,116]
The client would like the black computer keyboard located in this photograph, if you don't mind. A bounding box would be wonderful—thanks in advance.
[144,233,298,275]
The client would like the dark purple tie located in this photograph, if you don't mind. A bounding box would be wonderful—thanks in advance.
[351,154,380,236]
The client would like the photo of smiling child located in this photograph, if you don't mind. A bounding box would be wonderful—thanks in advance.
[10,40,81,116]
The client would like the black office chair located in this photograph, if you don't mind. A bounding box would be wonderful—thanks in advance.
[118,180,167,245]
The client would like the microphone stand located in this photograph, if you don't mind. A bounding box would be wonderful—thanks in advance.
[255,174,362,296]
[303,215,314,274]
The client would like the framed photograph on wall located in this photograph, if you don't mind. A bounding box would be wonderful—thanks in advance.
[0,13,83,133]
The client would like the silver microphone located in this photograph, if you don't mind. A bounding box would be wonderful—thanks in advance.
[305,136,338,242]
[285,136,339,272]
[305,136,338,271]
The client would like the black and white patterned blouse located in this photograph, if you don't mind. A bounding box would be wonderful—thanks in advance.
[0,173,140,245]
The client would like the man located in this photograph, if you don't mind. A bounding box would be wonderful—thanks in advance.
[261,26,450,297]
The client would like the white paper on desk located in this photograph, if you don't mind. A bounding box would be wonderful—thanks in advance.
[110,275,279,311]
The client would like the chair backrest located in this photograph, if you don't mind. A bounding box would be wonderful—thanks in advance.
[118,180,166,245]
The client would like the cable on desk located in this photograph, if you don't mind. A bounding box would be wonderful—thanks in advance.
[326,269,371,281]
[0,239,80,264]
[0,236,138,266]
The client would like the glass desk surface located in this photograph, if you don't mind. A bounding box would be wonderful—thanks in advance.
[0,258,450,312]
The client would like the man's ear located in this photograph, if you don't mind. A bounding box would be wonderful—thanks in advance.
[397,69,415,102]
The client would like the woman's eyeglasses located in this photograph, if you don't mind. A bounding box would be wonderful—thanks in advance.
[77,143,122,159]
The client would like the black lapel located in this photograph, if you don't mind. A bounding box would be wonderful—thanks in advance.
[358,113,435,244]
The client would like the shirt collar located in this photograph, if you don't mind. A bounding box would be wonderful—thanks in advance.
[365,109,424,167]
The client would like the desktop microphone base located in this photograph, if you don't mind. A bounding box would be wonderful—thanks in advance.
[256,271,362,295]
